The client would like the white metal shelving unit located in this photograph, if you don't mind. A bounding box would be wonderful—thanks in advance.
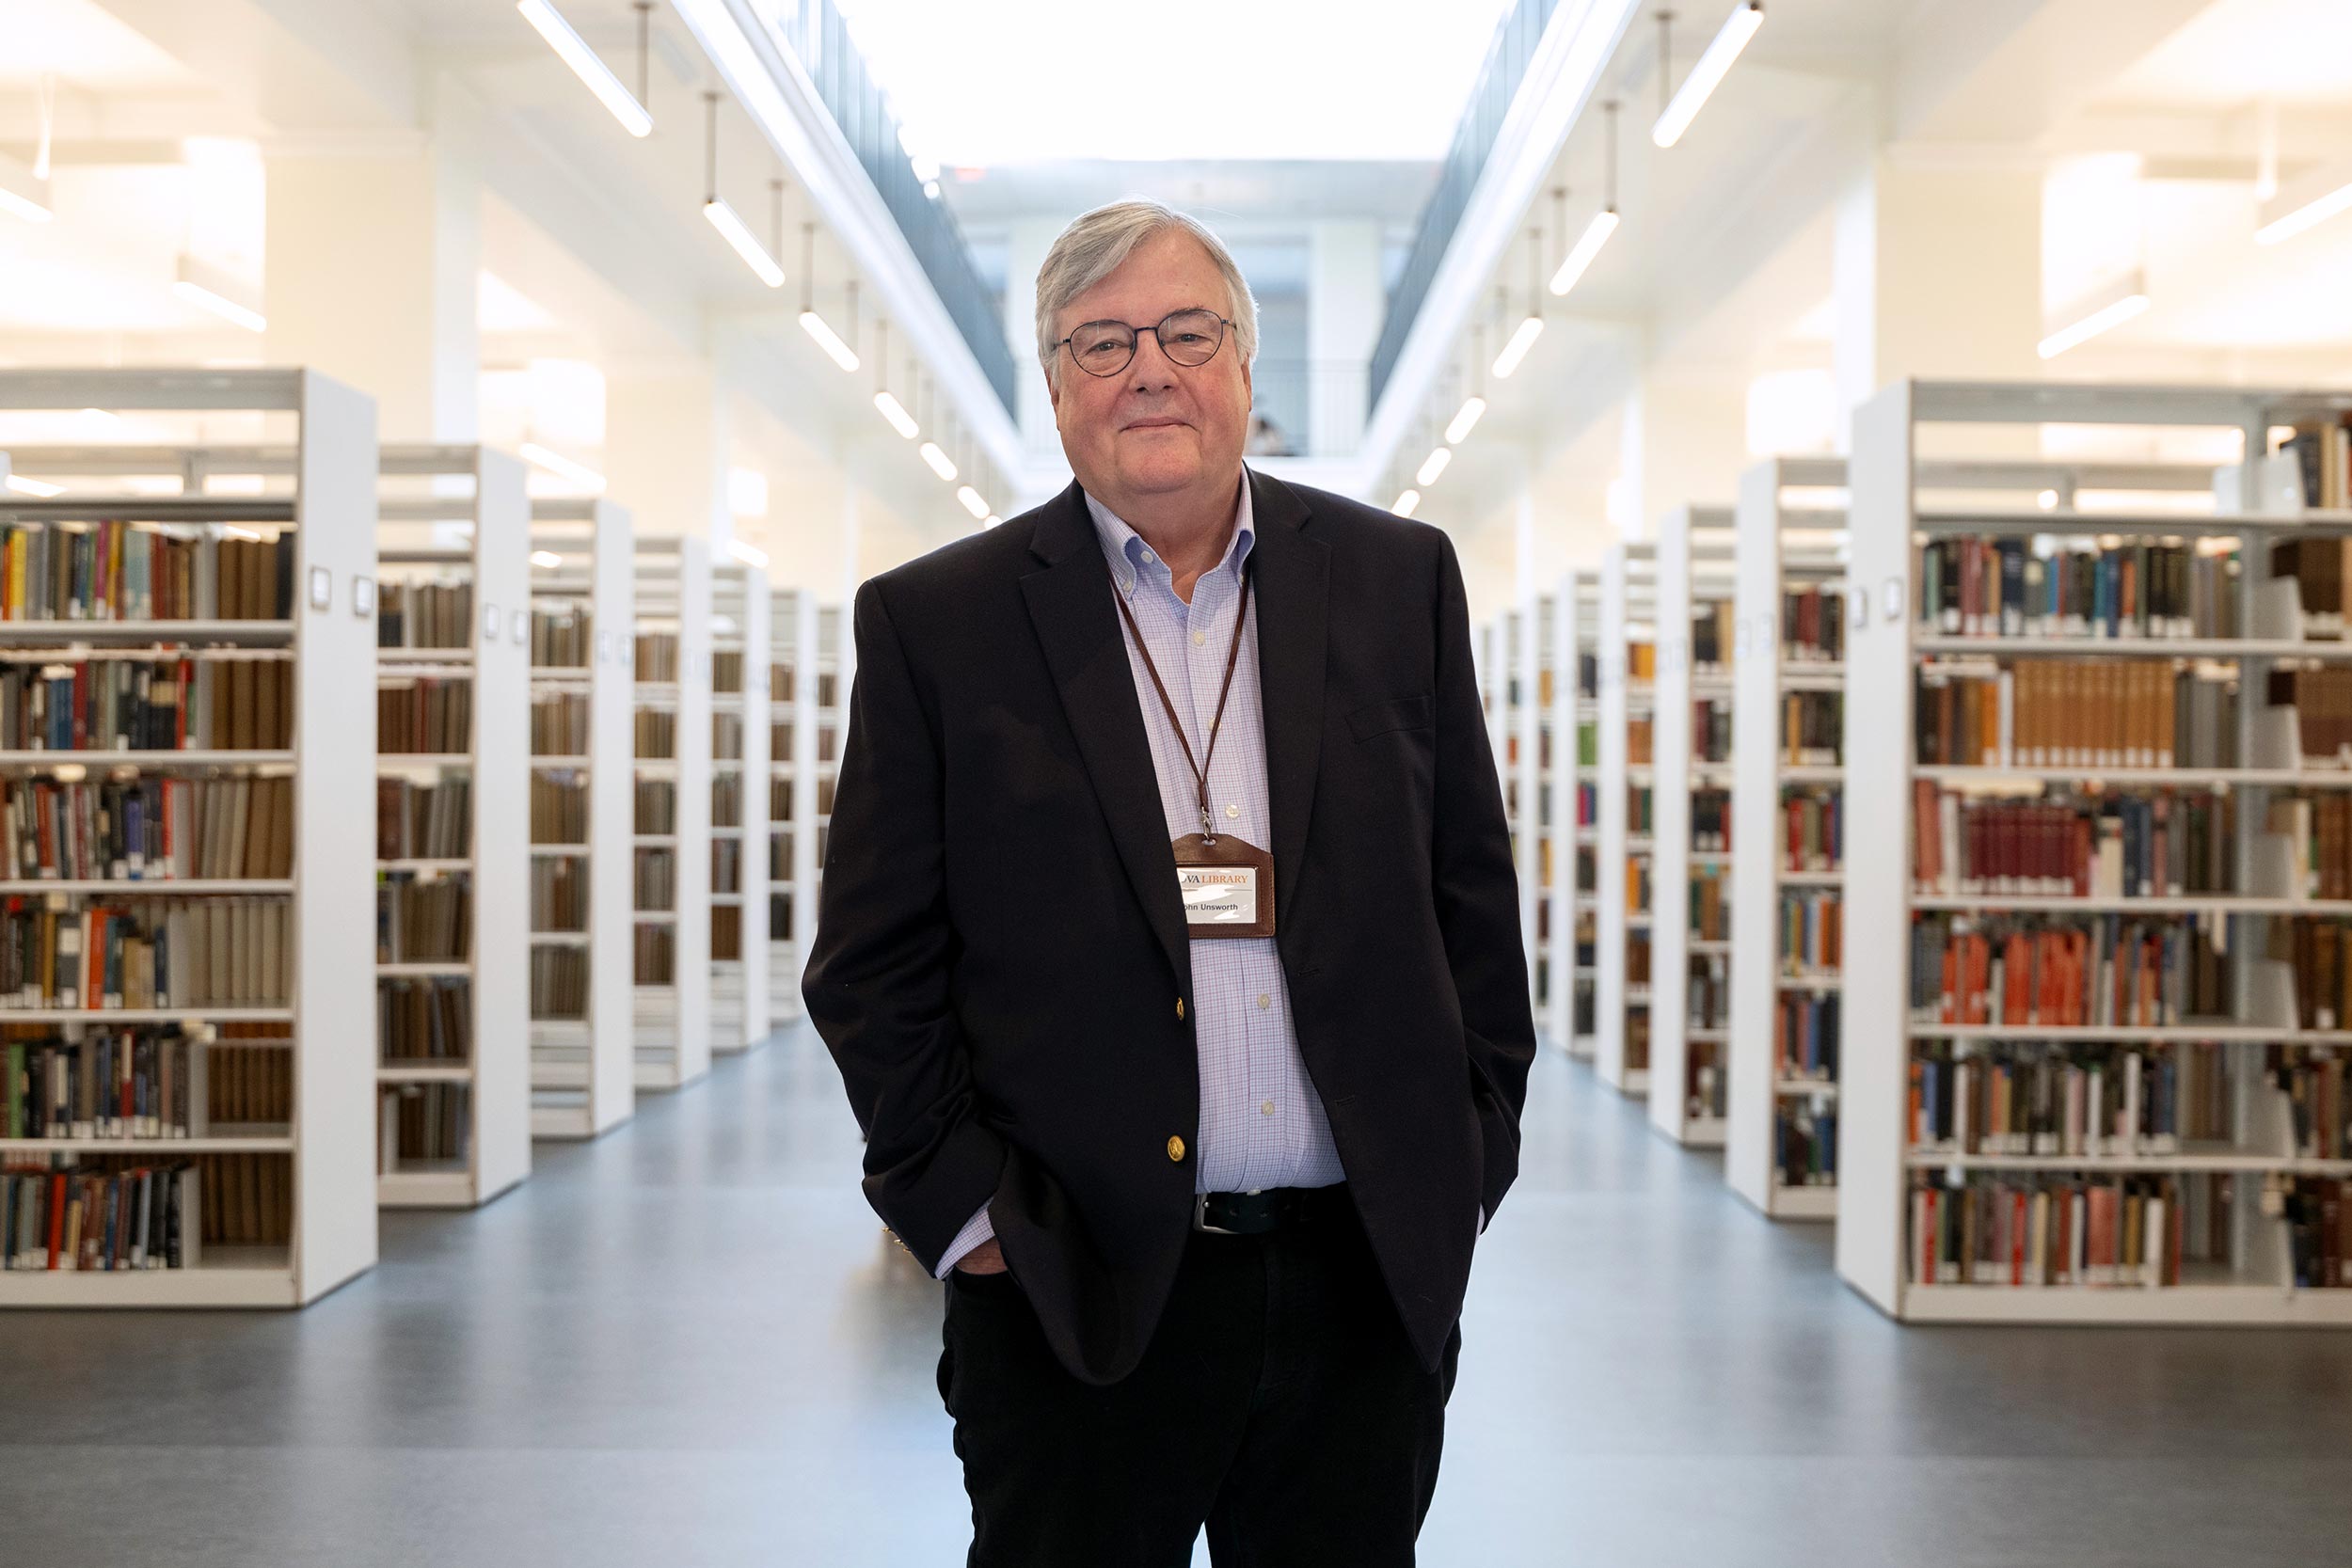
[0,367,377,1307]
[797,599,844,1002]
[1650,507,1737,1149]
[370,447,530,1209]
[526,498,635,1140]
[1545,571,1601,1058]
[1596,544,1658,1097]
[708,560,771,1053]
[1840,378,2352,1323]
[631,538,712,1092]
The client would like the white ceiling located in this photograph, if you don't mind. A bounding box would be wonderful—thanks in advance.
[2101,0,2352,105]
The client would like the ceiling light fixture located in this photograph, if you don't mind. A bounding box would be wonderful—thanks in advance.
[1491,226,1547,379]
[519,441,609,492]
[172,254,265,333]
[2255,161,2352,246]
[871,322,918,437]
[4,474,64,499]
[727,539,770,568]
[918,440,957,482]
[1652,3,1764,150]
[1391,488,1422,517]
[2037,270,2150,359]
[1551,116,1623,297]
[0,150,52,225]
[516,0,654,138]
[1416,446,1453,487]
[701,94,784,288]
[1448,324,1488,445]
[955,484,990,519]
[531,549,564,568]
[797,225,860,372]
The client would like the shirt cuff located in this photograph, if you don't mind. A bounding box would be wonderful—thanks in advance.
[934,1203,996,1279]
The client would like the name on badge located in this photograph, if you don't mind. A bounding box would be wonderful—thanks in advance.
[1180,865,1258,926]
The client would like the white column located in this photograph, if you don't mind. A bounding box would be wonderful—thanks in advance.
[1307,220,1382,456]
[604,361,733,546]
[1614,371,1748,539]
[263,83,483,443]
[1834,154,2042,429]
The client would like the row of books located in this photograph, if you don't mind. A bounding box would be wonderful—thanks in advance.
[635,781,676,836]
[1626,643,1657,683]
[2284,919,2352,1031]
[1776,992,1838,1082]
[713,904,741,961]
[1920,538,2236,642]
[1683,1044,1725,1121]
[634,847,675,912]
[712,837,741,896]
[1685,950,1727,1032]
[530,948,585,1020]
[712,651,745,694]
[1907,1171,2221,1289]
[4,772,294,882]
[377,582,471,650]
[2274,795,2352,901]
[5,1031,197,1140]
[378,975,470,1062]
[1907,1041,2234,1157]
[634,925,674,985]
[1773,1101,1836,1189]
[1692,699,1730,765]
[1782,786,1840,873]
[2270,668,2352,768]
[1627,718,1653,767]
[1626,785,1653,837]
[1692,789,1729,853]
[376,876,469,964]
[378,778,469,862]
[530,693,589,756]
[2279,1046,2352,1161]
[1909,784,2236,898]
[0,898,290,1010]
[529,776,585,846]
[1689,602,1736,673]
[2,1162,203,1271]
[1908,912,2232,1029]
[1781,889,1842,976]
[531,607,591,670]
[2278,521,2352,635]
[1690,867,1727,942]
[2277,418,2352,514]
[1915,661,2236,770]
[1780,691,1840,766]
[0,524,292,625]
[377,679,471,755]
[530,859,583,932]
[0,654,294,752]
[633,710,676,761]
[210,1038,290,1125]
[2286,1177,2352,1288]
[713,774,742,830]
[378,1082,469,1167]
[635,633,679,684]
[713,712,743,761]
[1781,586,1844,664]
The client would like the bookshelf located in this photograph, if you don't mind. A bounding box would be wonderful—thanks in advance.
[525,498,635,1140]
[1596,543,1659,1097]
[768,588,822,1028]
[1648,508,1738,1148]
[707,560,771,1053]
[1840,378,2352,1323]
[790,599,844,1014]
[1728,458,1850,1220]
[371,447,530,1209]
[0,367,377,1306]
[1544,571,1601,1058]
[1516,599,1546,1016]
[630,539,712,1091]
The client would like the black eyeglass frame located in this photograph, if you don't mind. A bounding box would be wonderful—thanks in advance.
[1056,309,1235,378]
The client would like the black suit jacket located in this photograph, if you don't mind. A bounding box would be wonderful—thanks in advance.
[803,468,1534,1386]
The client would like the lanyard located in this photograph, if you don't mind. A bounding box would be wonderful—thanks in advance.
[1113,565,1253,844]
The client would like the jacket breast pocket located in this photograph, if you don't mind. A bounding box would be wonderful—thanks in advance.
[1346,692,1435,743]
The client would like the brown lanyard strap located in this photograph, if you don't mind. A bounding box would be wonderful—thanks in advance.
[1112,564,1253,841]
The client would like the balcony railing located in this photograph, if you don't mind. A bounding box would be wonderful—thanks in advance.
[766,0,1020,414]
[1366,0,1560,411]
[1248,359,1370,460]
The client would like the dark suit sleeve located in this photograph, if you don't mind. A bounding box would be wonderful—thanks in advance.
[802,578,1005,1272]
[1428,532,1537,1223]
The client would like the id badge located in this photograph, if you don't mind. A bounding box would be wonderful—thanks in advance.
[1173,832,1276,939]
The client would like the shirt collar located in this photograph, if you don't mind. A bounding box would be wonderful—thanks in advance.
[1086,475,1256,598]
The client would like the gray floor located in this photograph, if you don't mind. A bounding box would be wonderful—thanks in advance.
[7,1029,2351,1568]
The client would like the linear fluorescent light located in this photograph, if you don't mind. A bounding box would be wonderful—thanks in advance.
[2037,272,2151,360]
[519,441,608,492]
[917,441,957,482]
[2255,162,2352,246]
[0,151,52,224]
[799,310,860,372]
[1391,488,1422,517]
[5,474,64,498]
[727,539,770,568]
[704,198,785,287]
[1416,447,1453,487]
[873,389,919,438]
[516,0,652,138]
[1445,396,1487,446]
[982,515,1002,528]
[1549,209,1620,296]
[955,485,989,519]
[173,255,265,333]
[1653,2,1765,150]
[1491,315,1544,379]
[531,549,564,568]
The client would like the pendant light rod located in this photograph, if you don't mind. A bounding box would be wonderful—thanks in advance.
[702,90,718,203]
[635,2,652,109]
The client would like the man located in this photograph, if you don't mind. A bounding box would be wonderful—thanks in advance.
[804,199,1533,1566]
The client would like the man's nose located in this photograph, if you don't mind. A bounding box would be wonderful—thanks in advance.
[1126,330,1181,393]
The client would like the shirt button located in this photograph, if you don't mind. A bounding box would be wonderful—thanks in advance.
[1167,1134,1186,1162]
[1140,549,1156,563]
[1192,629,1206,646]
[1261,1101,1275,1117]
[1225,803,1240,819]
[1256,993,1270,1010]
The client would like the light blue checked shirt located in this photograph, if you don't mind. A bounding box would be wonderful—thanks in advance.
[934,481,1345,1275]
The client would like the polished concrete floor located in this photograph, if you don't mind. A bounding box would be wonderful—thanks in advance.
[7,1027,2352,1567]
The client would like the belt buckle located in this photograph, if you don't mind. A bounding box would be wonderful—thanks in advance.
[1192,1193,1240,1235]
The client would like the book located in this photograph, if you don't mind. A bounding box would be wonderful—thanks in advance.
[1781,585,1845,663]
[1908,1039,2231,1156]
[376,778,471,861]
[1914,660,2236,770]
[1909,784,2233,897]
[1783,786,1841,872]
[376,679,472,754]
[377,975,472,1062]
[376,582,473,650]
[1773,1097,1836,1188]
[1909,911,2232,1027]
[531,607,592,669]
[375,874,471,963]
[1907,1170,2210,1289]
[530,693,590,757]
[1780,890,1842,977]
[0,654,292,752]
[634,633,679,684]
[0,897,290,1009]
[1919,536,2238,641]
[1,772,292,881]
[0,525,294,625]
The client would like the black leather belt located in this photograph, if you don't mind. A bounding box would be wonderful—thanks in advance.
[1192,1184,1351,1236]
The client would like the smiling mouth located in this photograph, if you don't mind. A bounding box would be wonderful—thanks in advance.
[1123,420,1188,432]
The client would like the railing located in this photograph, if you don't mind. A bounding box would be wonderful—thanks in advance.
[765,0,1020,414]
[1248,359,1370,460]
[1366,0,1561,410]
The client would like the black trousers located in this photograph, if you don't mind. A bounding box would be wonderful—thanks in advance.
[936,1202,1460,1567]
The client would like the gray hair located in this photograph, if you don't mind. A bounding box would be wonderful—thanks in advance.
[1033,200,1259,388]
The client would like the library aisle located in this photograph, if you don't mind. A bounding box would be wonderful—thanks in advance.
[6,1026,2349,1568]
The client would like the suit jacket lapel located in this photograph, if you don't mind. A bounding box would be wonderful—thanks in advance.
[1245,469,1327,932]
[1020,483,1190,986]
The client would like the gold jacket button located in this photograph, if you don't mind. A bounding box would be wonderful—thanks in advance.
[1175,997,1186,1021]
[1167,1134,1186,1163]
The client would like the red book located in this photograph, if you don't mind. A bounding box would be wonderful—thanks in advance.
[46,1171,66,1269]
[2011,1189,2027,1285]
[1921,1187,1940,1285]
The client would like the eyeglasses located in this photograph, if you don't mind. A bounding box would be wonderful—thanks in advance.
[1057,309,1232,378]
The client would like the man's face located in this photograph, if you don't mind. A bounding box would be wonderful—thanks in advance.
[1048,229,1251,509]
